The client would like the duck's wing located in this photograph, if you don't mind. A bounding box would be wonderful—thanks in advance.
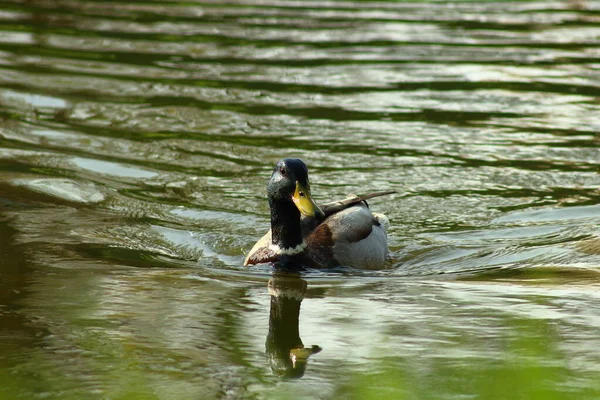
[306,203,390,270]
[301,190,395,235]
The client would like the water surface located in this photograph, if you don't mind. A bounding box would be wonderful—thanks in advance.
[1,0,600,398]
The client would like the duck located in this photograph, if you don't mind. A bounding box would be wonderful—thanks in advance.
[244,158,394,269]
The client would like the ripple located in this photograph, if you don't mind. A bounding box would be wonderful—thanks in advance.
[11,178,105,204]
[71,157,158,179]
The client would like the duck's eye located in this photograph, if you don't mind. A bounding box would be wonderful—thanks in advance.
[299,191,305,198]
[279,166,286,176]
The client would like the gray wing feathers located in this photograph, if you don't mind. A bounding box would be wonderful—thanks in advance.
[324,204,390,270]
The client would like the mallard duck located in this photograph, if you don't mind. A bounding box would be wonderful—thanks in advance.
[244,158,393,269]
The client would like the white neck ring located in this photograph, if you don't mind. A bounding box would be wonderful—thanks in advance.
[269,241,307,256]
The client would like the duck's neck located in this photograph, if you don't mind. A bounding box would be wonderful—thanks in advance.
[269,199,305,253]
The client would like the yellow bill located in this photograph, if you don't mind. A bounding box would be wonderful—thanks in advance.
[290,345,322,368]
[292,181,324,218]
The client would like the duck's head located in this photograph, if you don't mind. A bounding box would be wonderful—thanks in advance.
[267,158,324,218]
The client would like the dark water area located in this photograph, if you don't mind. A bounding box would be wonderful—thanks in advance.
[1,0,600,398]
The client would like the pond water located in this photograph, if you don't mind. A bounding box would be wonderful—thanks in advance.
[1,0,600,398]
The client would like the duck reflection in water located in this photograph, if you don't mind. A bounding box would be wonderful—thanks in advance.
[266,272,321,379]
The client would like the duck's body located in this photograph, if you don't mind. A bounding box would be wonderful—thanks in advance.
[244,159,393,270]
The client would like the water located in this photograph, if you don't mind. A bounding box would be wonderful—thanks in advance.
[1,0,600,398]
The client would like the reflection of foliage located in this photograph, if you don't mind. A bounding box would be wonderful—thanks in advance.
[0,349,160,400]
[334,318,598,400]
